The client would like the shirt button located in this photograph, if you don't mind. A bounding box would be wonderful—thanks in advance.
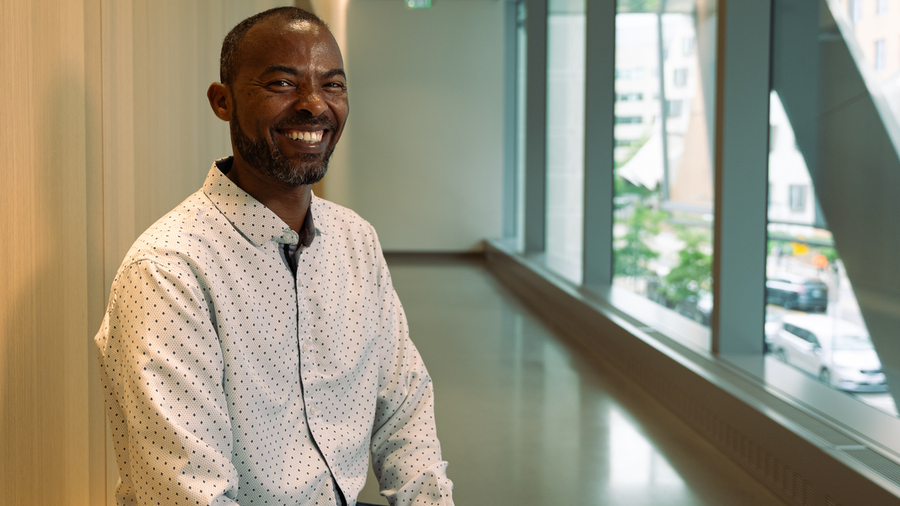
[301,342,309,352]
[309,405,318,416]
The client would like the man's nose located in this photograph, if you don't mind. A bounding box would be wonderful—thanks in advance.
[294,86,328,117]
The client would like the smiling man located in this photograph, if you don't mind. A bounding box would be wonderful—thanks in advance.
[95,7,454,506]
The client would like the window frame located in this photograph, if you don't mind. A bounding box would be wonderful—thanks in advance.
[875,38,886,72]
[789,184,807,212]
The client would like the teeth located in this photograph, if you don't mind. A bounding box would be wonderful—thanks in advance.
[287,130,323,143]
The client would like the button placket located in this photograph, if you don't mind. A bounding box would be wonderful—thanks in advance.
[296,254,321,427]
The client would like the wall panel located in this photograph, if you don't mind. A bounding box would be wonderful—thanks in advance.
[0,0,93,504]
[84,1,108,503]
[2,2,297,505]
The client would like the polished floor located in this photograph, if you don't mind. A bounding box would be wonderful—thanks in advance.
[357,255,787,506]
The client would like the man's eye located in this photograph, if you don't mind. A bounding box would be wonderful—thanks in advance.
[268,80,293,88]
[324,82,346,90]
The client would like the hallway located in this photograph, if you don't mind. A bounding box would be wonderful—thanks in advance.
[357,255,786,506]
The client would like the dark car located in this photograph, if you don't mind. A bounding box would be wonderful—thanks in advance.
[765,274,828,312]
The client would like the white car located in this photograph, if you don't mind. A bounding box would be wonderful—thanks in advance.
[769,314,887,392]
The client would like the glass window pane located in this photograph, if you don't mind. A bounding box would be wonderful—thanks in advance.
[612,0,717,343]
[544,0,586,284]
[767,0,900,418]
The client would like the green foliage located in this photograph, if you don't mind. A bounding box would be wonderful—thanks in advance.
[615,174,655,199]
[768,239,794,256]
[614,133,655,196]
[818,246,839,263]
[617,0,660,13]
[614,201,665,279]
[659,229,712,304]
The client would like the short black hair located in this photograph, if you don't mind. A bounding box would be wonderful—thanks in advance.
[219,7,328,85]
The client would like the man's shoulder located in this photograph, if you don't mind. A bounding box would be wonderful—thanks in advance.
[311,196,375,235]
[309,196,388,256]
[120,189,218,269]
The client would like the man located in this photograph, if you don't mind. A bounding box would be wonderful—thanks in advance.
[95,7,454,506]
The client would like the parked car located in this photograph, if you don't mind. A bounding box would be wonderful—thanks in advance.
[765,273,828,312]
[764,311,783,353]
[768,314,886,392]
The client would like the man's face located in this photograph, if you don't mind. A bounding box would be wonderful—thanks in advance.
[228,19,348,186]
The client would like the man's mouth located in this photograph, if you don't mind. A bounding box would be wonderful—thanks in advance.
[282,129,325,144]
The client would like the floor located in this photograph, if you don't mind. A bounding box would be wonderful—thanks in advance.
[357,254,787,506]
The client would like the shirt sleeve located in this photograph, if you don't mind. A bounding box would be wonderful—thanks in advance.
[95,260,240,506]
[368,244,455,506]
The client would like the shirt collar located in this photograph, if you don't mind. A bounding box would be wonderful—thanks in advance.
[202,157,316,248]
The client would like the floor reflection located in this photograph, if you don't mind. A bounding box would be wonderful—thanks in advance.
[608,408,684,489]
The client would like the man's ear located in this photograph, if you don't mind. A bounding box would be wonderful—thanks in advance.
[207,82,233,121]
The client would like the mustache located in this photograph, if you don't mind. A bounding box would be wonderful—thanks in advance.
[273,114,336,131]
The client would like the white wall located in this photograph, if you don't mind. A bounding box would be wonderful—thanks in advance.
[329,0,507,252]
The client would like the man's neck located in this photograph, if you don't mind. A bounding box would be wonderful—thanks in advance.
[225,159,312,234]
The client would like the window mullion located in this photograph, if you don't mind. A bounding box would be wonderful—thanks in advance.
[524,0,548,253]
[712,0,773,355]
[582,0,616,288]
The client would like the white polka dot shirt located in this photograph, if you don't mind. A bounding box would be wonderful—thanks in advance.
[95,159,454,506]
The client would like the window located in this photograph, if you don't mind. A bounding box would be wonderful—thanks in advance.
[682,36,694,56]
[615,115,643,124]
[765,76,886,418]
[875,39,886,72]
[613,1,716,344]
[673,68,688,87]
[544,0,586,283]
[849,0,862,22]
[615,67,646,80]
[507,0,900,489]
[765,1,900,421]
[788,184,806,212]
[616,92,644,102]
[665,99,682,117]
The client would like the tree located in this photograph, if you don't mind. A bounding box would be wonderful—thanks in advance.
[614,201,664,279]
[659,229,712,304]
[617,0,661,14]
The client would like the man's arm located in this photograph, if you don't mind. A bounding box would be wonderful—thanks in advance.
[96,260,240,506]
[368,253,454,506]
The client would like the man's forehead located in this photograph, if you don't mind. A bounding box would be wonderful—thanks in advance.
[244,17,334,52]
[236,18,342,73]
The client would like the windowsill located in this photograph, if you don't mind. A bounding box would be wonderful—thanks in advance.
[501,243,713,352]
[485,238,900,503]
